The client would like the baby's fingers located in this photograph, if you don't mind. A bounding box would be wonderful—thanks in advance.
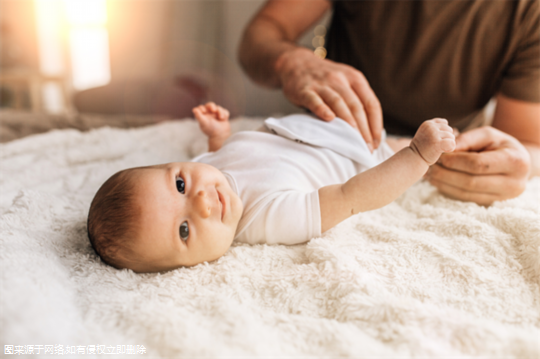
[217,107,230,121]
[192,106,203,117]
[441,137,456,153]
[206,102,218,113]
[193,105,208,116]
[432,119,452,131]
[432,118,448,125]
[440,130,456,153]
[193,107,209,125]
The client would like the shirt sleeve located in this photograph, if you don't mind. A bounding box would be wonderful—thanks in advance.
[500,0,540,103]
[240,190,322,245]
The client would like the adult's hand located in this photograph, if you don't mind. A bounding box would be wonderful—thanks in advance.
[238,0,382,151]
[426,126,531,205]
[275,47,383,151]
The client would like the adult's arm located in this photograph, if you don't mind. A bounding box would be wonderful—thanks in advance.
[427,94,539,205]
[238,0,383,151]
[492,95,540,177]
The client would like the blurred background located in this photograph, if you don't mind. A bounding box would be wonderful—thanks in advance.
[0,0,331,130]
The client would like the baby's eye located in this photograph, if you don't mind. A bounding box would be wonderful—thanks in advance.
[176,177,185,194]
[179,221,189,241]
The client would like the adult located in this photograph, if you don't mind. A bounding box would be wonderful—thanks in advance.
[238,0,539,205]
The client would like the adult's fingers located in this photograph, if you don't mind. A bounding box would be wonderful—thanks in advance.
[427,164,525,197]
[318,86,376,150]
[317,87,357,128]
[332,84,375,151]
[351,78,382,149]
[437,147,528,176]
[301,89,336,122]
[428,177,499,206]
[454,126,506,152]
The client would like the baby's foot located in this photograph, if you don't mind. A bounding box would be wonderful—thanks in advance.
[410,118,456,165]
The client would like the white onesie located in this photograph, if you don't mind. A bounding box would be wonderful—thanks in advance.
[193,114,394,245]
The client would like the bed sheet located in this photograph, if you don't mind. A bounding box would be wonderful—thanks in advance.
[1,118,539,357]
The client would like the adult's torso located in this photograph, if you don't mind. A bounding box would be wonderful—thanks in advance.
[326,0,538,136]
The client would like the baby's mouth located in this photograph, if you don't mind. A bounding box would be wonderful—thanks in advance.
[217,189,225,221]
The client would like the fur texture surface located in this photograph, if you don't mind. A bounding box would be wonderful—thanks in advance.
[1,119,539,357]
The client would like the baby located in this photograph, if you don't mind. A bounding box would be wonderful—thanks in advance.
[87,102,455,273]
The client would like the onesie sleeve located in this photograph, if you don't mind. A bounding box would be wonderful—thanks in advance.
[500,0,540,103]
[238,190,322,245]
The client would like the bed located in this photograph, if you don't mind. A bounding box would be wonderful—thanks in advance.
[1,111,539,357]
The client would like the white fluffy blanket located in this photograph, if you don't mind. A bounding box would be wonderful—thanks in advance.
[1,119,539,357]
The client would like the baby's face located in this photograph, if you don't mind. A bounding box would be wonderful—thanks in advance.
[127,162,243,272]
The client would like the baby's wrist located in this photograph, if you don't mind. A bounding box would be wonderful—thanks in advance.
[408,142,432,166]
[207,127,230,139]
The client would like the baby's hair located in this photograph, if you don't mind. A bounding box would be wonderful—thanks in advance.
[87,168,141,269]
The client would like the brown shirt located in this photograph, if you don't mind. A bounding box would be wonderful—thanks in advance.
[326,0,540,136]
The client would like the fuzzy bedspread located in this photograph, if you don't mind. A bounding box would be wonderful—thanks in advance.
[1,118,539,358]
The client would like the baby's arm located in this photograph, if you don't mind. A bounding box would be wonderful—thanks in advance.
[319,118,456,232]
[385,137,412,152]
[193,102,231,152]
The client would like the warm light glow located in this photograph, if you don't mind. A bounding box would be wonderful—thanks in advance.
[35,0,66,113]
[65,0,107,26]
[35,0,111,111]
[35,0,65,76]
[70,28,111,90]
[64,0,111,91]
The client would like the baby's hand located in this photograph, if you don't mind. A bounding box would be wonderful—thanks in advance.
[193,102,231,139]
[410,118,456,165]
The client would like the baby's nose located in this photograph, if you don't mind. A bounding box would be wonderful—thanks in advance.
[195,190,211,218]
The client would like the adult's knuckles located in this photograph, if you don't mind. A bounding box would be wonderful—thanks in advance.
[326,92,344,106]
[505,177,528,199]
[312,102,329,115]
[469,155,491,173]
[504,148,530,176]
[298,89,317,104]
[326,71,348,85]
[347,102,364,115]
[484,126,501,138]
[343,64,364,78]
[362,97,381,112]
[429,165,445,180]
[444,152,489,173]
[463,174,478,190]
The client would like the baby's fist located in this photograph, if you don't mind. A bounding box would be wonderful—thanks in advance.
[410,118,456,165]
